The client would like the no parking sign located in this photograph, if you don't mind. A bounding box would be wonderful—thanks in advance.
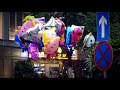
[94,41,113,71]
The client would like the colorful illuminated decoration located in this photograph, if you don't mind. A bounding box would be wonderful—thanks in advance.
[65,25,84,52]
[55,18,66,45]
[71,25,84,44]
[28,43,39,60]
[82,32,95,51]
[42,27,57,44]
[65,26,73,52]
[14,15,85,60]
[56,47,78,60]
[14,34,28,52]
[83,32,95,47]
[44,37,60,58]
[15,16,62,59]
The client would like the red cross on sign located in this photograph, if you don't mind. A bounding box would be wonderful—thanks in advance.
[94,41,113,71]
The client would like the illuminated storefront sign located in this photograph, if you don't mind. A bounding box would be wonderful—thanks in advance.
[57,53,68,59]
[21,51,45,58]
[71,49,78,60]
[57,47,78,60]
[39,52,45,58]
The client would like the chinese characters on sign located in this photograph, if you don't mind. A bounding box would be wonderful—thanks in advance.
[57,53,68,59]
[57,48,77,60]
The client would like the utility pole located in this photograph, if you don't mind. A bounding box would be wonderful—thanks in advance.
[103,71,107,78]
[67,46,73,78]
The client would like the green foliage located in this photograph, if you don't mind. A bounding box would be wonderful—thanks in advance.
[109,12,120,48]
[108,39,120,48]
[83,12,96,32]
[84,44,97,78]
[107,47,120,78]
[110,22,120,39]
[30,12,64,21]
[63,12,120,78]
[83,43,105,78]
[14,60,39,78]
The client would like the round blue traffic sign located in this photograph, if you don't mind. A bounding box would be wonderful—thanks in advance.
[94,41,113,71]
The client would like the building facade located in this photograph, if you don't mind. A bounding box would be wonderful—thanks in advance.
[0,12,29,78]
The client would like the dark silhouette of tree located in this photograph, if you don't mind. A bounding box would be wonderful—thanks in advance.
[14,60,39,78]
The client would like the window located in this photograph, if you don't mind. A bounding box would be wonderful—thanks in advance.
[9,12,23,40]
[0,12,2,39]
[17,12,22,26]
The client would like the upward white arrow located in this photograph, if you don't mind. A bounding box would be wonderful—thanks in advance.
[99,15,107,38]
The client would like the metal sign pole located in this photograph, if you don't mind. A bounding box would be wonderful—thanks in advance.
[103,70,107,78]
[96,12,111,78]
[68,67,73,78]
[67,47,73,78]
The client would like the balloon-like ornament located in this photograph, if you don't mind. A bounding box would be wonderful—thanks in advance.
[82,32,95,51]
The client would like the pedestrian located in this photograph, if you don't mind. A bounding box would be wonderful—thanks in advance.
[51,69,61,78]
[40,71,46,78]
